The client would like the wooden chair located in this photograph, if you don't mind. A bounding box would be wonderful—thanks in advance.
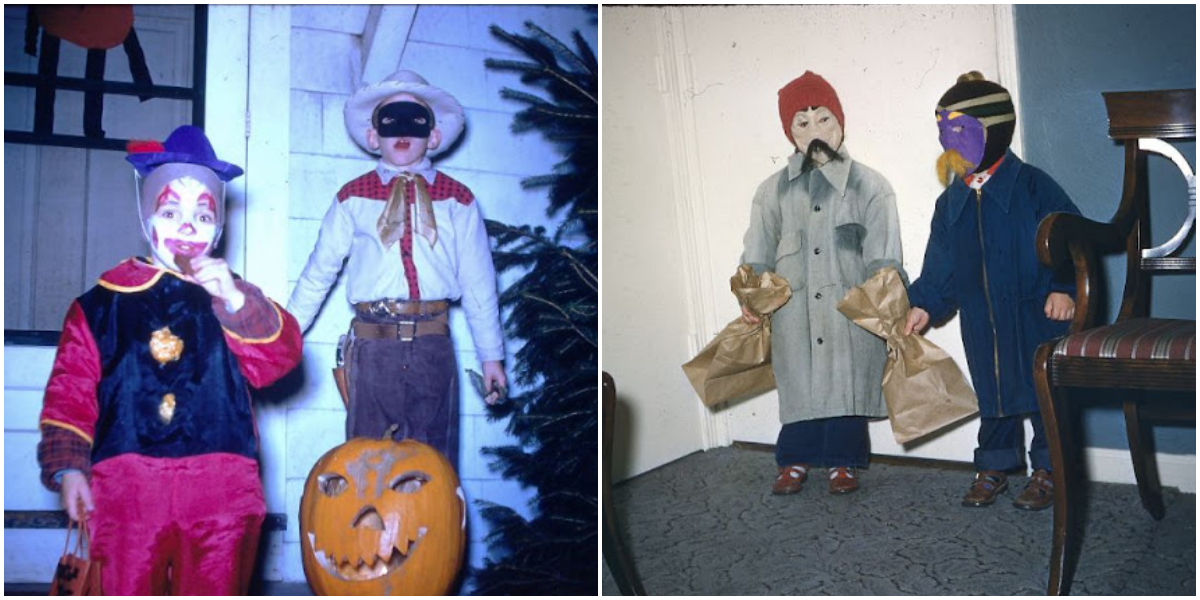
[1034,88,1195,596]
[602,372,647,595]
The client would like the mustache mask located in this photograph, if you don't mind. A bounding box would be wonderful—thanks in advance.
[936,148,976,187]
[800,138,843,173]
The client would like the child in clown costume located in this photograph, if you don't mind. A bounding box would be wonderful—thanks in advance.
[904,72,1080,511]
[36,125,303,595]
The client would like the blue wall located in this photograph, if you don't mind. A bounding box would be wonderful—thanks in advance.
[1014,4,1195,454]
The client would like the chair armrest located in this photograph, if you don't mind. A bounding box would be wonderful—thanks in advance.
[1036,212,1126,333]
[1036,212,1123,269]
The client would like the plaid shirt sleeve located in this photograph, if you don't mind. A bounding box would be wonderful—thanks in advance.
[212,279,281,340]
[37,425,91,492]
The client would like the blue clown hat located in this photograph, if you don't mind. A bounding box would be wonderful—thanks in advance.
[125,125,243,181]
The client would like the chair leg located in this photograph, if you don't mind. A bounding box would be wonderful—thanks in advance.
[602,373,647,595]
[1035,343,1076,596]
[603,488,648,595]
[1123,397,1166,520]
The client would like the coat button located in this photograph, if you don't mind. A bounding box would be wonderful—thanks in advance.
[815,292,823,300]
[814,205,822,212]
[816,338,824,345]
[814,248,821,255]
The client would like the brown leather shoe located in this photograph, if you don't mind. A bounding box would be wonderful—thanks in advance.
[772,464,809,495]
[962,470,1008,507]
[1013,469,1054,511]
[828,467,860,495]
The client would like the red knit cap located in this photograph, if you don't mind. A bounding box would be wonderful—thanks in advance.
[778,71,844,145]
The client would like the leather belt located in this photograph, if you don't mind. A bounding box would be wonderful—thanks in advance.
[352,318,449,341]
[354,299,448,317]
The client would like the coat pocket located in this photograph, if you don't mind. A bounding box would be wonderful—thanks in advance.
[834,220,868,284]
[774,231,806,290]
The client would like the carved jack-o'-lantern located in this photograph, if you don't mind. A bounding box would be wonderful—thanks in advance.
[299,435,466,595]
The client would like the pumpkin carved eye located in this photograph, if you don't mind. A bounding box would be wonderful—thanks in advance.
[318,473,349,497]
[391,471,430,494]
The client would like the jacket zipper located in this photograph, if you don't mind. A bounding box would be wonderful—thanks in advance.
[975,188,1004,417]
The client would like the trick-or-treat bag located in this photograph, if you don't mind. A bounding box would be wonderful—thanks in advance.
[49,513,102,596]
[837,267,978,443]
[683,265,792,407]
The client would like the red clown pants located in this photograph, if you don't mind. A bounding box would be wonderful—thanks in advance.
[89,453,266,595]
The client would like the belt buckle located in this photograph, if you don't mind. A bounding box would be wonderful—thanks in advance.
[397,320,417,342]
[370,300,391,318]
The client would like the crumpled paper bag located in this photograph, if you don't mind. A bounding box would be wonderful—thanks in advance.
[837,267,978,443]
[682,265,793,407]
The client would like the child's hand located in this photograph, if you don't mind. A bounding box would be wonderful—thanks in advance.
[185,256,246,312]
[740,304,761,325]
[903,307,930,336]
[60,471,94,522]
[1045,292,1075,321]
[481,360,508,405]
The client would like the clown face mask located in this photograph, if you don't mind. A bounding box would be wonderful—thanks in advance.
[936,110,986,185]
[143,176,221,270]
[368,93,442,169]
[790,106,843,165]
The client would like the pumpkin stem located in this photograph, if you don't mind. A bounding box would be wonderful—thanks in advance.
[383,424,400,440]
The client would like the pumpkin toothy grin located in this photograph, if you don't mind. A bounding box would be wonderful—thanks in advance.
[309,527,427,581]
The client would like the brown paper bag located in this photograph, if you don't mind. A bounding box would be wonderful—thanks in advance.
[682,265,793,407]
[837,267,978,443]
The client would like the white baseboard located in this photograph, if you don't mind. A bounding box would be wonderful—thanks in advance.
[1085,448,1195,494]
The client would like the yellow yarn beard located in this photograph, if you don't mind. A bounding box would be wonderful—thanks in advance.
[936,149,976,187]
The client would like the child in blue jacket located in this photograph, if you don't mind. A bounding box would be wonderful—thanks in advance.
[904,72,1080,511]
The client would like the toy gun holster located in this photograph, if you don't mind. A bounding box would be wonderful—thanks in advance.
[332,334,351,409]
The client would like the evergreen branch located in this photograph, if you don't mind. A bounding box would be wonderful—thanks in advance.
[573,30,597,72]
[487,25,558,68]
[488,27,596,106]
[527,106,597,120]
[523,21,590,74]
[540,60,596,105]
[562,248,597,288]
[520,292,597,348]
[476,18,597,595]
[497,87,558,108]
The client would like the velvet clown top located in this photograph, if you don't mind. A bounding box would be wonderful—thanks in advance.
[38,258,302,484]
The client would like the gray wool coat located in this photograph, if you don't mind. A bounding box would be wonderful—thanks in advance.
[741,147,904,424]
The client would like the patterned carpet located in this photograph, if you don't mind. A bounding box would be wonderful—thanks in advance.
[603,446,1195,595]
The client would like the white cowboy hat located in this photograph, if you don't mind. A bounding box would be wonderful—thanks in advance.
[343,70,464,157]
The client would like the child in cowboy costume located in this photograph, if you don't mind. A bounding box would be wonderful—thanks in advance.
[741,71,904,496]
[288,70,507,468]
[37,125,304,594]
[904,72,1081,511]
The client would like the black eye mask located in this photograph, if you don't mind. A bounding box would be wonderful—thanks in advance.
[373,101,435,139]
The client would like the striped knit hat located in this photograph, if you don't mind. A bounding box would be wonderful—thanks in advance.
[936,71,1015,172]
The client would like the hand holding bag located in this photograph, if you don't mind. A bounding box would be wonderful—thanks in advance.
[837,267,978,443]
[682,265,793,407]
[49,512,101,596]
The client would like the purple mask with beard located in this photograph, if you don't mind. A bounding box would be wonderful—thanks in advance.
[937,110,986,171]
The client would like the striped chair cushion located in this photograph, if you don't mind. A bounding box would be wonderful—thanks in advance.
[1054,318,1195,361]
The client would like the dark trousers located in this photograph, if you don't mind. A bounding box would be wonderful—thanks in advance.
[775,416,870,468]
[974,412,1050,473]
[345,315,459,469]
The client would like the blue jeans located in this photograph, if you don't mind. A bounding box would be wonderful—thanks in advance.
[775,416,869,468]
[974,412,1051,473]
